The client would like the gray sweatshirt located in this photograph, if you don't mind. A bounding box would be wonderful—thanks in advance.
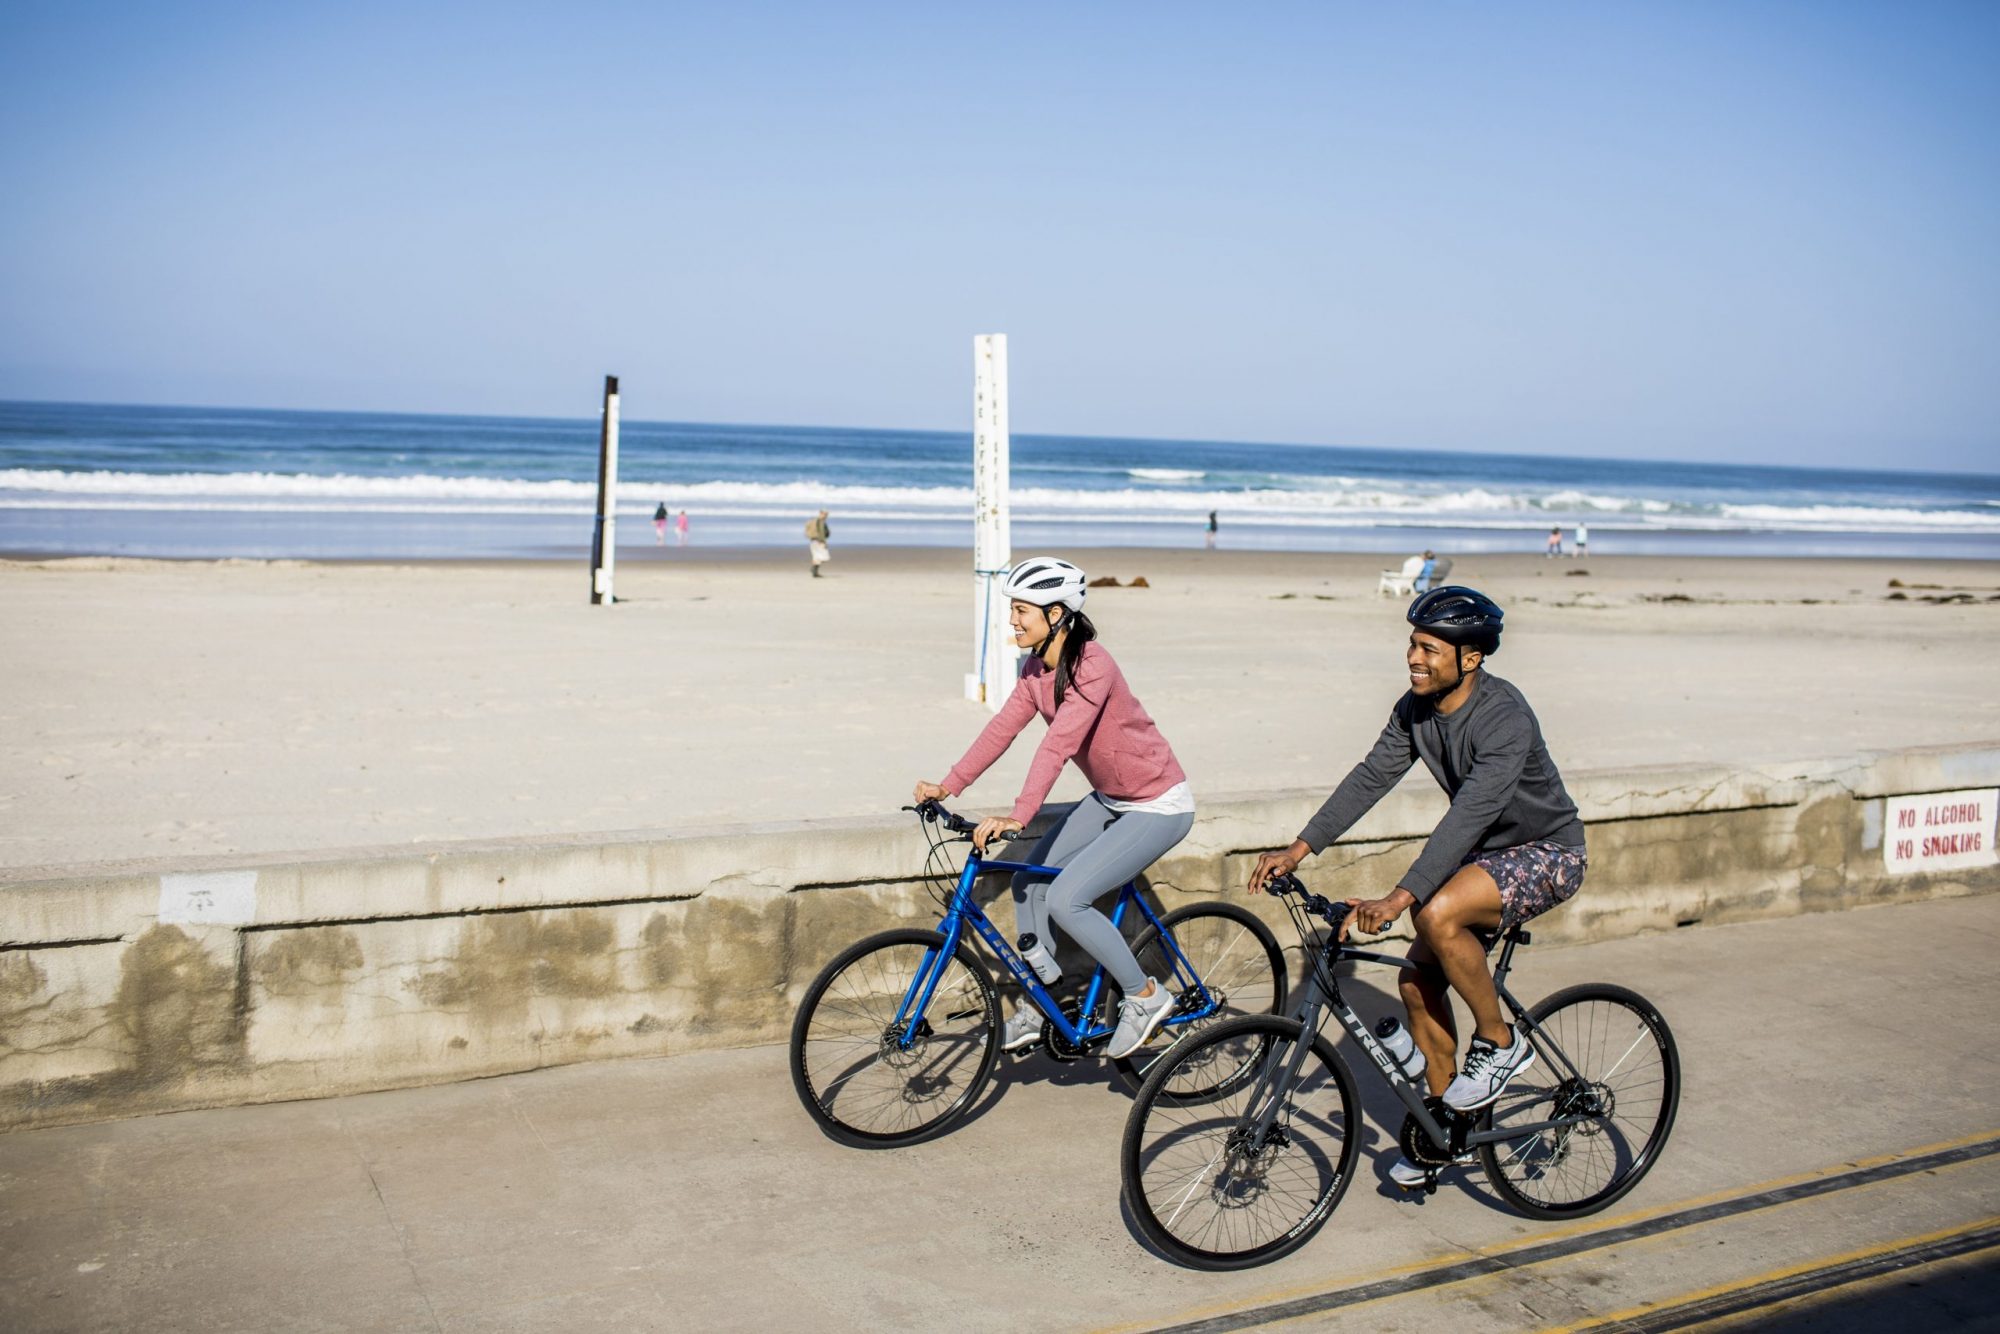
[1298,673,1584,901]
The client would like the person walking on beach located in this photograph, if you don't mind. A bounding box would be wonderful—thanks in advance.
[805,509,831,577]
[654,502,669,545]
[912,557,1193,1060]
[1416,549,1438,593]
[1205,510,1218,550]
[676,510,689,546]
[1574,523,1589,558]
[1247,586,1586,1189]
[1545,525,1563,558]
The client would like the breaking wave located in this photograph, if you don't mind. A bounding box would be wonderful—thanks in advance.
[5,467,2000,532]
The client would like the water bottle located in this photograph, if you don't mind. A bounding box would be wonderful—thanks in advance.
[1017,933,1062,985]
[1375,1016,1427,1080]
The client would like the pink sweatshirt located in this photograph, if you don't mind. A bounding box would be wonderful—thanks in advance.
[943,642,1188,827]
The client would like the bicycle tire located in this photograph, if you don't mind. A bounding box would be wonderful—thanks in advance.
[789,928,1000,1149]
[1478,982,1680,1219]
[1114,901,1288,1096]
[1122,1014,1360,1270]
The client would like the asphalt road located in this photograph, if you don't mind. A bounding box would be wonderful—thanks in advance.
[3,892,1997,1333]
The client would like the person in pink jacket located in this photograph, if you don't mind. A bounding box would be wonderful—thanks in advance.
[912,557,1194,1060]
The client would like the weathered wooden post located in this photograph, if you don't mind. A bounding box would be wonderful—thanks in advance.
[965,335,1013,710]
[589,374,620,605]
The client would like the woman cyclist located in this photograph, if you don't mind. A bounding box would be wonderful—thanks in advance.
[912,557,1192,1060]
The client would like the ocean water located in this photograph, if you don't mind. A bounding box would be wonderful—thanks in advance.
[2,400,1997,560]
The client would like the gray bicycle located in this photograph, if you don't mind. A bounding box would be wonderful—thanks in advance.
[1121,874,1680,1269]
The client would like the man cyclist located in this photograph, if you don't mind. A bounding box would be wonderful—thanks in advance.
[1249,586,1586,1188]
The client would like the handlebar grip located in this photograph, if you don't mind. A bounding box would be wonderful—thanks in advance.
[908,799,977,836]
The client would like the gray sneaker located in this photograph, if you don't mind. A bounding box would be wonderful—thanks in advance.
[1000,1007,1043,1052]
[1443,1027,1537,1111]
[1105,979,1175,1059]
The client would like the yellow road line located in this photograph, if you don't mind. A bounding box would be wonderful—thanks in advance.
[1099,1127,2000,1334]
[1533,1214,2000,1334]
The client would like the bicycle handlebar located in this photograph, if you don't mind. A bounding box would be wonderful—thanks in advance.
[1266,872,1352,931]
[904,799,978,837]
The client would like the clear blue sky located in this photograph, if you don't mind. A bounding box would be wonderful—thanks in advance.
[2,1,1995,470]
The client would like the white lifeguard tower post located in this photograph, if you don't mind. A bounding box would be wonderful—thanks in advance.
[965,334,1015,711]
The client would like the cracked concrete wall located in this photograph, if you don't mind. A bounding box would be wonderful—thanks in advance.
[2,743,1995,1130]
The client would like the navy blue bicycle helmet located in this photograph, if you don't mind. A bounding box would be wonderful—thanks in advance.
[1407,585,1504,656]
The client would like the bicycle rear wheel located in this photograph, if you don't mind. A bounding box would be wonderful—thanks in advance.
[789,929,1000,1149]
[1122,1014,1360,1270]
[1479,982,1680,1218]
[1116,901,1287,1096]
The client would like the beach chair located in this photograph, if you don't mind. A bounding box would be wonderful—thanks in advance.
[1378,553,1426,597]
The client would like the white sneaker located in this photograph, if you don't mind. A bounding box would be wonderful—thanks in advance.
[1389,1151,1473,1188]
[1000,1007,1043,1052]
[1443,1027,1537,1111]
[1389,1156,1429,1189]
[1105,979,1175,1059]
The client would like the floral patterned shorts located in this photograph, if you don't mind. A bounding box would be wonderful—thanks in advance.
[1467,840,1588,933]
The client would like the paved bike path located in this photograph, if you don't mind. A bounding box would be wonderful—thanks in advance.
[2,893,1996,1332]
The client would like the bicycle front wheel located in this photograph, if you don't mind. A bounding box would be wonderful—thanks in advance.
[1122,1015,1360,1270]
[1479,982,1681,1218]
[789,929,1000,1149]
[1116,901,1286,1094]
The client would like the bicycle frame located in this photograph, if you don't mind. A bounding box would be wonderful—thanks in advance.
[892,848,1219,1052]
[1246,929,1596,1154]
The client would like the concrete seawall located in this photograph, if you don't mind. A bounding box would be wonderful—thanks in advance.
[3,743,1997,1131]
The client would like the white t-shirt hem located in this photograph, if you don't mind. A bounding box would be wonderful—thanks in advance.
[1100,780,1195,816]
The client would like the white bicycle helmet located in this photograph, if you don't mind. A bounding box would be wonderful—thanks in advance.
[1001,557,1088,613]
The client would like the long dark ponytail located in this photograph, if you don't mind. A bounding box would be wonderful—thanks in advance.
[1052,609,1098,709]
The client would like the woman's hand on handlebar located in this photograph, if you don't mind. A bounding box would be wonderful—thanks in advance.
[971,815,1023,854]
[1248,842,1310,894]
[912,780,949,805]
[1339,888,1418,941]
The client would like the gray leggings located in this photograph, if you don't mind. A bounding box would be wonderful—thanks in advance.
[1011,793,1196,994]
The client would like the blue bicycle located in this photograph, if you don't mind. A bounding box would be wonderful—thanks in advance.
[789,800,1287,1148]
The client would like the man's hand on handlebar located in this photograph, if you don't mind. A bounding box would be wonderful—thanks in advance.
[1339,887,1418,941]
[1248,841,1311,894]
[912,780,949,805]
[971,815,1023,854]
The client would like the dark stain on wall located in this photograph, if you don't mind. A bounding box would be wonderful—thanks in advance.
[0,952,48,1001]
[641,912,680,987]
[251,927,365,996]
[408,909,619,1009]
[107,926,242,1080]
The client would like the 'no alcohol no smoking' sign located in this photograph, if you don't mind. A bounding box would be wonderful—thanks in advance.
[1883,788,1999,875]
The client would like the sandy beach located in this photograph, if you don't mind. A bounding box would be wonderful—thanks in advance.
[3,546,1997,873]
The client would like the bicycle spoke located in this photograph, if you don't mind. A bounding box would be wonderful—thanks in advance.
[1126,1020,1355,1267]
[793,935,998,1146]
[1481,989,1678,1216]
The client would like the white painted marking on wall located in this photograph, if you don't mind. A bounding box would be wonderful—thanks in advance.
[158,870,258,925]
[1883,788,1999,875]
